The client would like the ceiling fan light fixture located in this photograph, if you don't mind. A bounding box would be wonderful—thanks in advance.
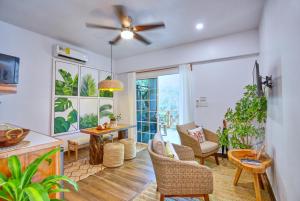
[121,30,134,39]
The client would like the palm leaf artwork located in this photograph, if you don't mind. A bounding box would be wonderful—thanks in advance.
[55,69,78,96]
[79,114,98,129]
[0,148,78,201]
[80,74,97,97]
[99,103,113,124]
[54,98,78,134]
[99,104,113,118]
[99,76,113,98]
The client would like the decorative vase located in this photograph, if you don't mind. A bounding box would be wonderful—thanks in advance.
[110,120,117,128]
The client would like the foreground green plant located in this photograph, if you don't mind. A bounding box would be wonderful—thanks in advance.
[0,148,78,201]
[217,85,267,149]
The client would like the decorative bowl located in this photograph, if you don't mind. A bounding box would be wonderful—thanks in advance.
[0,127,30,147]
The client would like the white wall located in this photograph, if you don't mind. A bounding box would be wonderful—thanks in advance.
[0,20,111,135]
[192,56,257,131]
[259,0,300,201]
[115,30,259,73]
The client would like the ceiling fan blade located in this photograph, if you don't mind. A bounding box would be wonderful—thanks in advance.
[134,33,151,45]
[110,34,122,45]
[86,23,121,30]
[113,5,131,27]
[134,22,165,32]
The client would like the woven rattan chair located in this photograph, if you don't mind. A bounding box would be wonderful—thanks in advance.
[148,141,213,201]
[176,122,220,165]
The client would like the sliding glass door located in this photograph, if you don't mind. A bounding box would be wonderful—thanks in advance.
[136,72,180,144]
[136,78,158,143]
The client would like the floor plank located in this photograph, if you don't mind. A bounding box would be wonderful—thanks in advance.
[65,149,154,201]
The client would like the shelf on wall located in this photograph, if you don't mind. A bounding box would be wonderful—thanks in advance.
[0,84,17,94]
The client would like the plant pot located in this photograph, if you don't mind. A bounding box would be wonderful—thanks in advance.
[110,120,117,128]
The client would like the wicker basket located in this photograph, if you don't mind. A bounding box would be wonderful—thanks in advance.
[103,143,124,167]
[120,138,136,160]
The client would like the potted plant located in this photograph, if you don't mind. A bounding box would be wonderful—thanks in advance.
[217,85,267,149]
[109,113,121,128]
[0,148,78,201]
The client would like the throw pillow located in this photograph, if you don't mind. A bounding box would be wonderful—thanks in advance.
[152,132,166,155]
[188,127,206,143]
[165,141,179,160]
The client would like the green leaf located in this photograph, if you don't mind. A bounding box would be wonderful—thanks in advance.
[79,114,98,129]
[20,149,59,188]
[2,179,19,200]
[72,74,79,96]
[80,74,97,96]
[54,98,72,112]
[55,69,78,96]
[42,175,78,192]
[99,104,112,112]
[99,110,113,118]
[8,155,22,179]
[67,109,78,124]
[0,173,7,186]
[59,69,73,85]
[24,183,50,201]
[0,190,9,201]
[54,117,71,134]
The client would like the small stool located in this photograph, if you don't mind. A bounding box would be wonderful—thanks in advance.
[103,143,124,167]
[68,136,90,161]
[119,138,136,160]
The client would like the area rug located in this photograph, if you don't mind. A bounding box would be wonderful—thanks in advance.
[64,142,148,182]
[133,157,271,201]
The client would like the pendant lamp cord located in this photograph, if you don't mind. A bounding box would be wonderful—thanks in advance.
[110,43,113,79]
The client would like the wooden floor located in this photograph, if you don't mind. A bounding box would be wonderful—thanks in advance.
[64,149,155,201]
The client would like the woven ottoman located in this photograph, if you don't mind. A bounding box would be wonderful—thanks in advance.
[103,143,124,167]
[119,138,136,160]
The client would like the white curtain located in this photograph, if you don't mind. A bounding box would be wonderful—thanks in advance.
[115,72,137,140]
[179,64,194,124]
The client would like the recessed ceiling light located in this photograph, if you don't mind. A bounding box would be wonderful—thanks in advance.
[196,23,204,30]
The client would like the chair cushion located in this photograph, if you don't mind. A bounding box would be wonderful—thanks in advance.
[188,127,206,143]
[200,141,219,153]
[177,122,197,134]
[152,133,166,155]
[165,142,179,160]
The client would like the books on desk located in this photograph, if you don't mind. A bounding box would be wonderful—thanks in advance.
[240,159,262,166]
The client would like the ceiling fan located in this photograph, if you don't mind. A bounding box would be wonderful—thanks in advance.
[86,5,165,45]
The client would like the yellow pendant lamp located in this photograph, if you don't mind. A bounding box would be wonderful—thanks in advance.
[98,42,124,91]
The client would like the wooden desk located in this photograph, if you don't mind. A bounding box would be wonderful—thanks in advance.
[81,124,136,165]
[228,149,272,201]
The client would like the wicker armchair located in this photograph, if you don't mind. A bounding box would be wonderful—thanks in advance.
[148,141,213,201]
[176,122,220,165]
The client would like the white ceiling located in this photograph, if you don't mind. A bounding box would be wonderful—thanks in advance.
[0,0,265,59]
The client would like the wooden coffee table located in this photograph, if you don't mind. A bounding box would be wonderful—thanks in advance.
[228,149,272,201]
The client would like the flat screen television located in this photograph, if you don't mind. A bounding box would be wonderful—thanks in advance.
[255,60,263,97]
[0,53,20,84]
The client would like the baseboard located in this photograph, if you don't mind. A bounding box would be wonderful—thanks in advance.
[264,173,277,201]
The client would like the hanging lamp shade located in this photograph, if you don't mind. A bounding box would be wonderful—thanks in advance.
[98,42,124,92]
[98,79,124,91]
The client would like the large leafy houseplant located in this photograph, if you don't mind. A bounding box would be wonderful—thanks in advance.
[217,85,267,149]
[0,148,78,201]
